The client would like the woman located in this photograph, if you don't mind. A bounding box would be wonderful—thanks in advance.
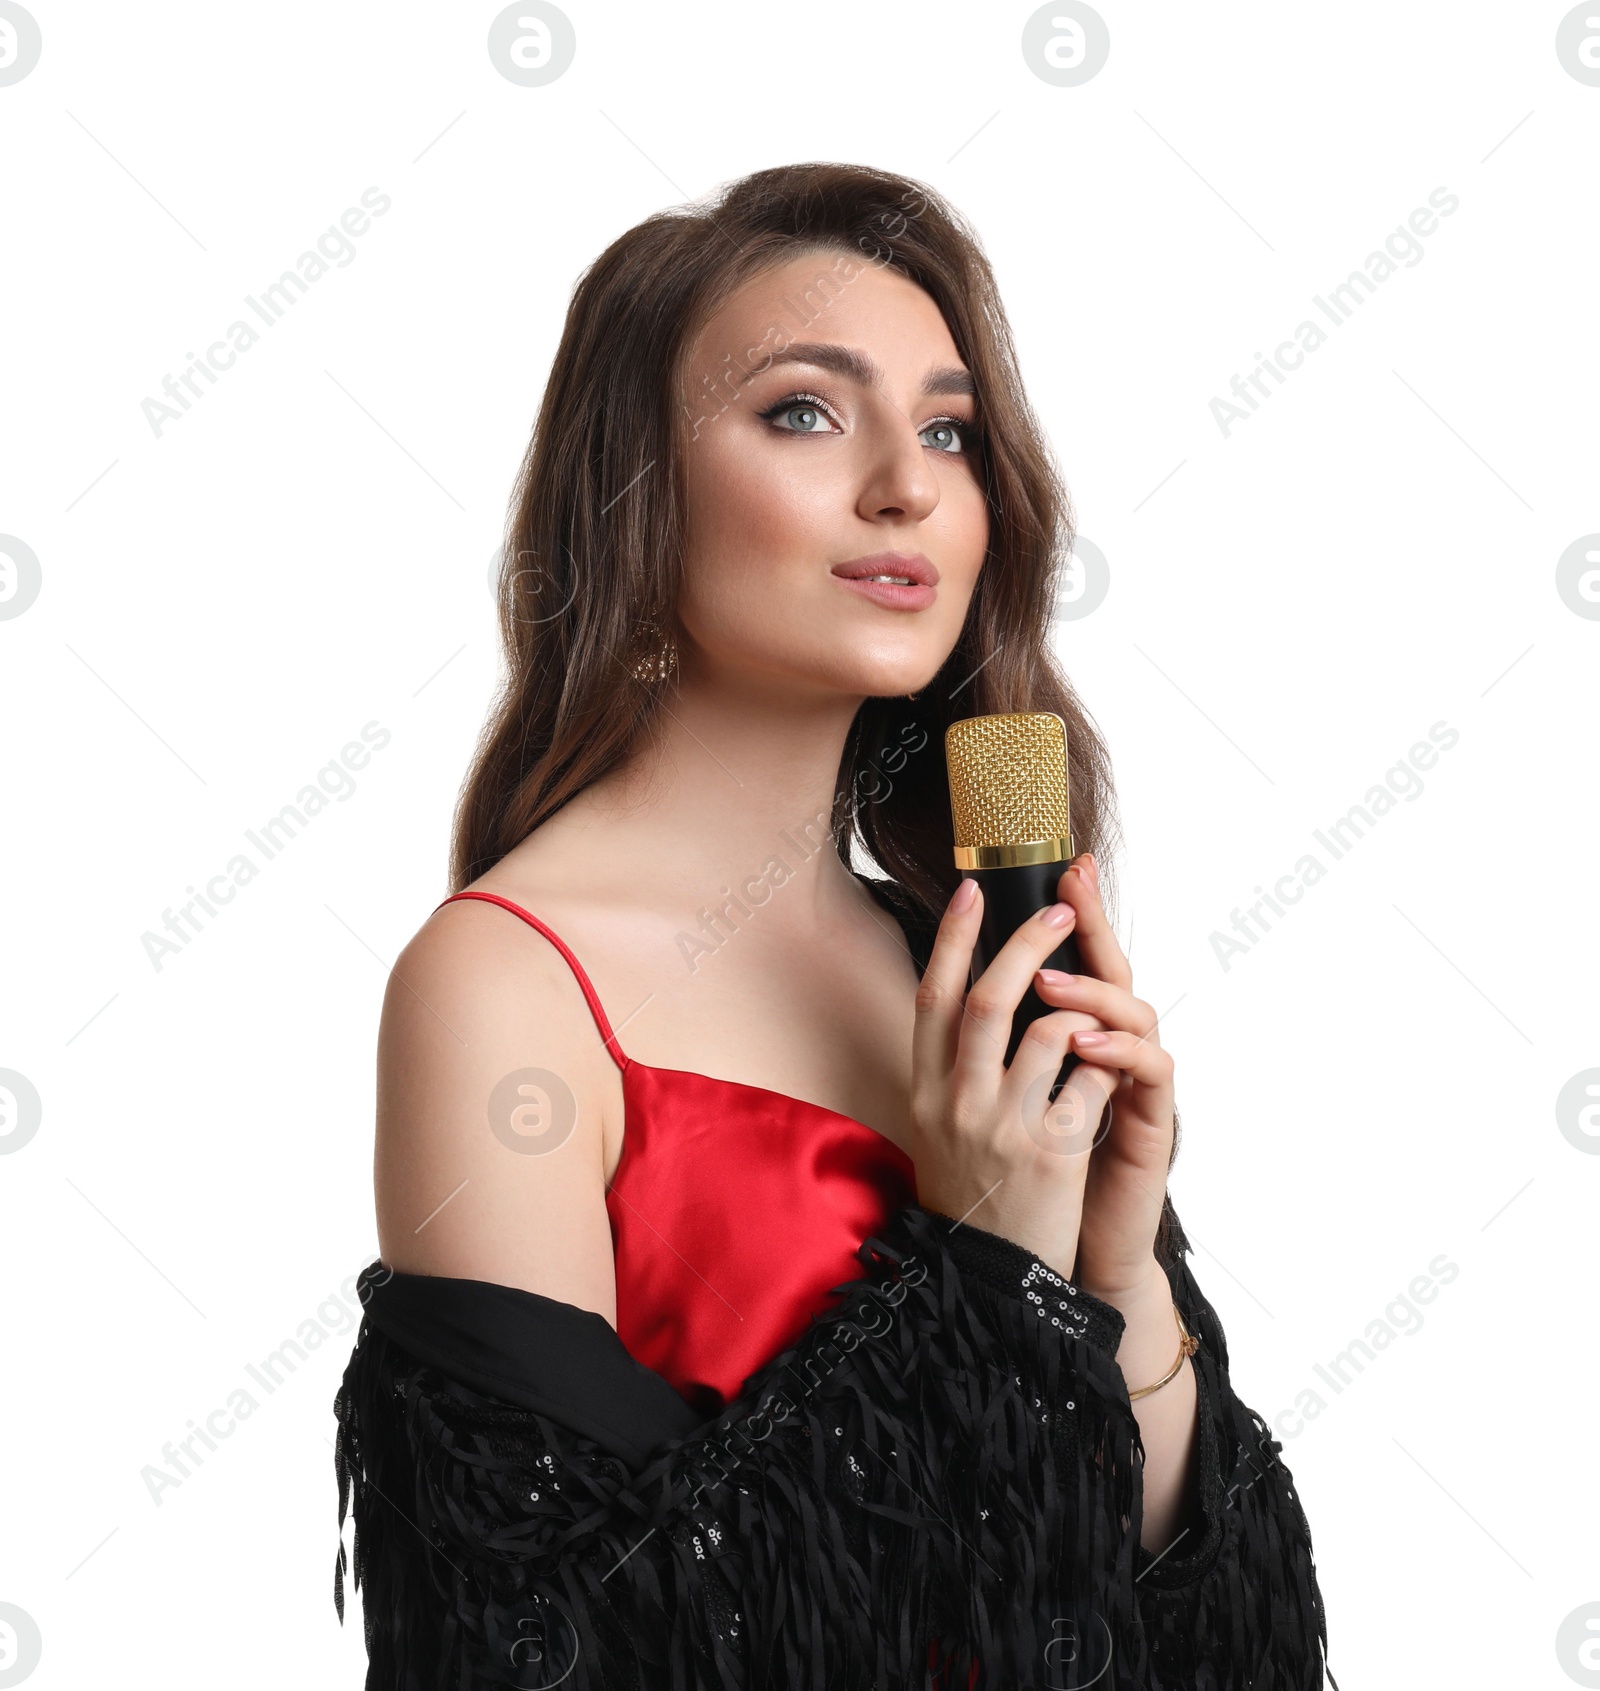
[333,162,1334,1689]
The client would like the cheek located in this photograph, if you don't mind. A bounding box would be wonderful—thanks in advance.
[931,467,989,574]
[687,439,822,558]
[678,443,832,642]
[675,447,802,643]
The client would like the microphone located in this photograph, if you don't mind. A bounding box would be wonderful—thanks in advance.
[944,710,1085,1089]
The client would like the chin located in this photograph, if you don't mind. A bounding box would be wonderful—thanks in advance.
[812,640,949,700]
[690,619,955,701]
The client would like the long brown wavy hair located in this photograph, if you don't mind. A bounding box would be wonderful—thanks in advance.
[452,160,1122,925]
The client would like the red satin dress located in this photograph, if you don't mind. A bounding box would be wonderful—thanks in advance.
[439,891,918,1416]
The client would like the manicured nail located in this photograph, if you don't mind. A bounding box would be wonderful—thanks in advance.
[1074,1030,1108,1047]
[951,878,978,913]
[1084,853,1099,887]
[1040,902,1074,928]
[1036,969,1071,986]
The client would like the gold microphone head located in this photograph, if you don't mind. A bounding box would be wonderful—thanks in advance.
[944,711,1074,870]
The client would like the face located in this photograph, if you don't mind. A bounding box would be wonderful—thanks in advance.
[673,249,989,701]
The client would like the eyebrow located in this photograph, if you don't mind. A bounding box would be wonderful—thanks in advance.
[756,340,976,399]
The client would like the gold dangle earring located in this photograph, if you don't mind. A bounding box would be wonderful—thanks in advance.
[630,619,680,684]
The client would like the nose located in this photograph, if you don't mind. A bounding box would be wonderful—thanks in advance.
[855,407,941,526]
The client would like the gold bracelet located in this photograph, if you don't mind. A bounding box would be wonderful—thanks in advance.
[1127,1303,1199,1400]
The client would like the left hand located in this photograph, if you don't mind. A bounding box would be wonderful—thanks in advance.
[1034,854,1176,1302]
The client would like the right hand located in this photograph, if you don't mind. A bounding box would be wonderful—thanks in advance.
[908,875,1118,1281]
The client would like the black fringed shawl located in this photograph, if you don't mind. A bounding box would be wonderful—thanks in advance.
[334,876,1333,1685]
[332,1202,1335,1688]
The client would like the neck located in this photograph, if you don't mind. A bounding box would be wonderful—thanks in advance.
[574,660,870,919]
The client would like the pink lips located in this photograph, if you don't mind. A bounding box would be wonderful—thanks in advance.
[830,552,940,612]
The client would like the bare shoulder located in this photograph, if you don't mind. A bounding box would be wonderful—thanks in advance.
[373,889,620,1321]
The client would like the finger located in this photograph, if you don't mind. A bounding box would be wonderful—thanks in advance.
[1032,971,1158,1043]
[1058,853,1131,990]
[951,900,1080,1092]
[1066,1028,1175,1118]
[1006,1031,1119,1159]
[912,878,985,1085]
[999,1005,1104,1112]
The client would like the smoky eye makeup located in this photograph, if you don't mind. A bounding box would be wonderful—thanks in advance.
[756,391,841,434]
[918,414,983,453]
[756,388,984,451]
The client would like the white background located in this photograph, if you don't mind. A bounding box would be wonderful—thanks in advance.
[3,3,1596,1686]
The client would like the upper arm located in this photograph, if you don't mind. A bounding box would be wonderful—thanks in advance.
[373,898,619,1324]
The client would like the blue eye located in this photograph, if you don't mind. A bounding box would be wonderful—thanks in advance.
[920,420,966,453]
[762,394,837,434]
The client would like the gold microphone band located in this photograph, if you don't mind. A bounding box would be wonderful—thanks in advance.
[952,835,1074,870]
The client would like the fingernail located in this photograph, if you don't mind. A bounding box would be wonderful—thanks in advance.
[1040,902,1074,928]
[1074,1030,1108,1047]
[1084,853,1098,887]
[1036,968,1071,985]
[951,878,978,913]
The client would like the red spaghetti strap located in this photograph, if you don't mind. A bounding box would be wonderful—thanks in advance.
[434,891,628,1071]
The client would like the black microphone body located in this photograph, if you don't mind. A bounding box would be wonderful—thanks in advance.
[961,860,1084,1089]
